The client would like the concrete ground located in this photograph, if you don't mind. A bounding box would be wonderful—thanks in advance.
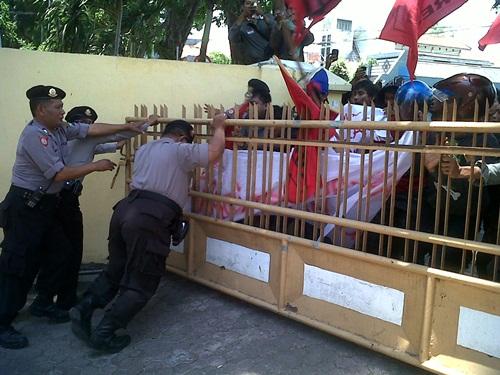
[0,273,430,375]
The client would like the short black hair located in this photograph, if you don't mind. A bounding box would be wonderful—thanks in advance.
[248,78,272,103]
[162,120,194,141]
[352,79,379,99]
[29,99,47,117]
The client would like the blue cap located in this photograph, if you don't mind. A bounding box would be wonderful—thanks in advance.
[395,80,432,109]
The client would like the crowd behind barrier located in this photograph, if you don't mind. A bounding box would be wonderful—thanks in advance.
[126,100,500,283]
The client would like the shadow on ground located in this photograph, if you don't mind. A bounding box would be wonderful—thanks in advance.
[0,273,430,375]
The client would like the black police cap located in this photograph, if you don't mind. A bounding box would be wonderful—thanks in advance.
[26,85,66,101]
[65,106,98,123]
[248,79,270,95]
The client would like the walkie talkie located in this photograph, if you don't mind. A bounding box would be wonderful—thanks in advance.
[25,187,45,208]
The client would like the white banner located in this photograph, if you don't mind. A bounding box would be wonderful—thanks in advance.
[196,116,415,247]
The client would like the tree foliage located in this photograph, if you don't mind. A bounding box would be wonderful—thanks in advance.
[330,60,350,82]
[209,51,231,64]
[0,1,29,48]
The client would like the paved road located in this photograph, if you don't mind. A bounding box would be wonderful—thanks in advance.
[1,273,429,375]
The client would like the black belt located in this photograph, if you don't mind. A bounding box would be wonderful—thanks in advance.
[9,185,60,208]
[10,185,59,200]
[128,189,182,217]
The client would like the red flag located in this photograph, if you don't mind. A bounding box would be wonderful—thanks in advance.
[286,0,342,44]
[479,14,500,51]
[275,57,337,204]
[379,0,467,80]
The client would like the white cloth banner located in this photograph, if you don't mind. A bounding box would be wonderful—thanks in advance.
[197,122,414,248]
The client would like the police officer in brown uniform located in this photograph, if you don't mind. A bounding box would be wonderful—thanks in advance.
[70,114,226,353]
[0,85,146,349]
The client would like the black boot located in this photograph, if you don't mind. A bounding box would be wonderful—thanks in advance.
[0,325,29,349]
[29,296,69,323]
[69,294,97,342]
[89,315,131,354]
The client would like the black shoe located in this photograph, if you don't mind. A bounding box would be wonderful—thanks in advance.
[0,326,29,349]
[69,294,97,343]
[90,316,131,354]
[29,298,70,323]
[69,307,91,343]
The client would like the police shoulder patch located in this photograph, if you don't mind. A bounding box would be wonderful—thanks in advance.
[40,136,49,147]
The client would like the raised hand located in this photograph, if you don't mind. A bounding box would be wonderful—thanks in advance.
[94,159,117,172]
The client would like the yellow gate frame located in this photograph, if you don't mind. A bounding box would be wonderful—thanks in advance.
[125,105,500,375]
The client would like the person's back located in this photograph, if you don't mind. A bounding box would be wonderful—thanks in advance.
[70,115,226,354]
[131,137,209,209]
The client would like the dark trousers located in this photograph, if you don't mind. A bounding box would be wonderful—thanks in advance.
[36,190,83,309]
[0,187,70,327]
[84,190,178,328]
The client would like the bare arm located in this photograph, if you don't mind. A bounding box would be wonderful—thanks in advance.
[54,159,116,182]
[208,113,226,163]
[87,117,158,137]
[441,155,481,179]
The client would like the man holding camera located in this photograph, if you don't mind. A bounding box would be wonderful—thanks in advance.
[229,0,281,65]
[0,85,145,349]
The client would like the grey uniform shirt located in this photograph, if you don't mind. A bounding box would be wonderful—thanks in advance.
[11,120,89,193]
[65,125,144,182]
[130,137,210,209]
[476,161,500,186]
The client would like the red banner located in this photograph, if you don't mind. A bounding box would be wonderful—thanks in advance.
[379,0,468,80]
[286,0,343,44]
[275,57,338,203]
[479,14,500,51]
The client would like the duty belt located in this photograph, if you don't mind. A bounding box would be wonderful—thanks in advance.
[63,180,83,196]
[9,185,60,206]
[128,189,182,217]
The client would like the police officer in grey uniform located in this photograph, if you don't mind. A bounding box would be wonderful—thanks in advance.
[0,85,145,349]
[70,114,226,353]
[30,106,159,318]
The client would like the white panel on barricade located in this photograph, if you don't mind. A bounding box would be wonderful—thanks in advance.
[171,241,184,254]
[457,306,500,358]
[206,238,270,283]
[303,264,405,325]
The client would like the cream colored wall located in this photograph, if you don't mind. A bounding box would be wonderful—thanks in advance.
[0,48,345,263]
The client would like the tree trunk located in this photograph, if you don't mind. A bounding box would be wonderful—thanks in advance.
[220,2,242,64]
[114,0,123,56]
[198,0,214,62]
[159,0,202,60]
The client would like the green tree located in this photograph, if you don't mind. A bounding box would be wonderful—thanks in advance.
[330,60,350,82]
[209,51,230,64]
[0,1,30,48]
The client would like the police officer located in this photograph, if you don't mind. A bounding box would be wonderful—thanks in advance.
[70,114,226,353]
[0,85,145,349]
[30,106,159,318]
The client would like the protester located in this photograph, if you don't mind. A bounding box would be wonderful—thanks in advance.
[425,73,499,274]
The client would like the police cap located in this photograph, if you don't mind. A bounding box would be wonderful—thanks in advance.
[26,85,66,101]
[65,106,98,123]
